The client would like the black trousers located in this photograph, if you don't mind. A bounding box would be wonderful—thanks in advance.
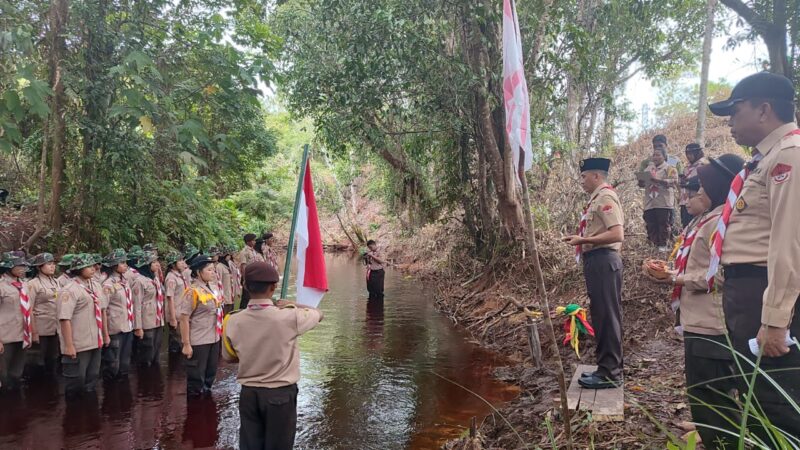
[168,324,182,353]
[239,384,298,450]
[367,268,385,301]
[136,327,162,367]
[679,205,694,228]
[38,335,60,375]
[185,341,219,396]
[583,249,623,380]
[102,331,134,381]
[0,341,26,391]
[643,208,671,247]
[683,332,739,449]
[63,348,101,398]
[722,268,800,441]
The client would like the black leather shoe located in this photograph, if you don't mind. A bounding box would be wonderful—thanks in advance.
[580,371,596,379]
[578,373,621,390]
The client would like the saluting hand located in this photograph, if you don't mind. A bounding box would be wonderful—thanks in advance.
[757,326,791,358]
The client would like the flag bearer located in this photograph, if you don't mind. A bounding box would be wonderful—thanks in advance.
[100,249,138,381]
[57,254,109,398]
[28,252,61,376]
[222,262,323,450]
[0,252,35,392]
[707,71,800,439]
[563,158,625,389]
[164,251,188,353]
[132,252,164,367]
[650,156,745,448]
[179,255,222,397]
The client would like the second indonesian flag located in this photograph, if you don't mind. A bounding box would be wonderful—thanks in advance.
[294,160,328,307]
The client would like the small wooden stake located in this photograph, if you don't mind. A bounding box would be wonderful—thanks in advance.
[469,416,477,438]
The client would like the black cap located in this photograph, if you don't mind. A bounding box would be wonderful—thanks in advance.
[698,154,745,209]
[709,72,795,116]
[244,261,280,283]
[579,158,611,173]
[685,143,703,153]
[189,254,213,270]
[681,176,700,192]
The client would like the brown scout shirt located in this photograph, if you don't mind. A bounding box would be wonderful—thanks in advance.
[165,270,188,323]
[721,123,800,328]
[679,206,725,335]
[227,260,242,301]
[581,184,624,253]
[56,273,71,287]
[28,274,60,337]
[222,304,322,388]
[102,272,135,335]
[132,274,163,331]
[0,274,28,344]
[680,157,709,206]
[367,250,384,271]
[178,279,221,346]
[57,277,108,353]
[643,161,679,210]
[214,262,233,305]
[238,246,265,269]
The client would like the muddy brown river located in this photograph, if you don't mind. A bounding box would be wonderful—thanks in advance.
[0,254,518,449]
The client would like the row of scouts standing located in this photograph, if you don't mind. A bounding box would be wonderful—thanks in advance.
[0,232,282,399]
[568,72,800,448]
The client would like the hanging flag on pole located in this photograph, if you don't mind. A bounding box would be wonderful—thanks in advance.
[502,0,532,181]
[281,145,328,307]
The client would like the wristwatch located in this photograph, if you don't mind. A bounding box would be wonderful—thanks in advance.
[671,274,677,285]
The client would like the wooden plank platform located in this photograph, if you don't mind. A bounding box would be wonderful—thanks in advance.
[565,364,624,422]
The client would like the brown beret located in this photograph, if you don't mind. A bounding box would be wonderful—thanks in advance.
[244,262,279,283]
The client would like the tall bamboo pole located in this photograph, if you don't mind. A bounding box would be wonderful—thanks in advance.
[280,144,310,299]
[696,0,716,144]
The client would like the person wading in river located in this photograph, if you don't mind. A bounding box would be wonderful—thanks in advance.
[563,158,625,389]
[222,261,323,450]
[57,253,110,398]
[100,249,138,382]
[364,240,387,301]
[27,252,61,377]
[179,254,223,397]
[164,251,188,354]
[0,252,35,392]
[131,251,165,367]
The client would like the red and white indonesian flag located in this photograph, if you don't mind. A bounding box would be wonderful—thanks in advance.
[502,0,532,179]
[295,160,328,307]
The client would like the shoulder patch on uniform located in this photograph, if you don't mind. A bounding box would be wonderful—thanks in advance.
[601,204,613,214]
[735,197,747,212]
[771,163,792,185]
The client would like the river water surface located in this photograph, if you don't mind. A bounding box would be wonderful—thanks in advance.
[0,254,518,449]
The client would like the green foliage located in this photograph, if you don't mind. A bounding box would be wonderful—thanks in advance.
[655,75,733,124]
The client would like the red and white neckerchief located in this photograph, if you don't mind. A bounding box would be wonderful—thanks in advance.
[215,269,226,304]
[705,129,800,288]
[152,277,164,326]
[215,302,223,338]
[10,279,32,348]
[119,275,134,330]
[229,262,241,294]
[670,213,718,310]
[247,302,272,310]
[575,184,614,263]
[77,279,104,348]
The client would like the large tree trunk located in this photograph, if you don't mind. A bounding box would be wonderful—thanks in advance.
[696,0,716,144]
[47,0,69,230]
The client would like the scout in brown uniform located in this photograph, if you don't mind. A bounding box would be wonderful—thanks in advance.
[0,253,35,391]
[649,156,745,448]
[239,233,265,273]
[225,246,243,310]
[164,251,188,354]
[563,158,625,389]
[91,253,107,286]
[100,249,138,381]
[210,247,233,314]
[262,232,279,271]
[179,254,223,397]
[641,146,679,251]
[132,252,165,367]
[27,252,61,376]
[364,240,387,301]
[183,244,200,285]
[56,254,74,287]
[222,262,323,449]
[708,72,800,439]
[678,143,709,227]
[57,254,110,398]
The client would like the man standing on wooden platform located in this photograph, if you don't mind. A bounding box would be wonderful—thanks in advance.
[563,158,625,389]
[707,71,800,439]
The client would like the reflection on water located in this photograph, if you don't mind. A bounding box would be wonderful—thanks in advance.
[0,254,517,449]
